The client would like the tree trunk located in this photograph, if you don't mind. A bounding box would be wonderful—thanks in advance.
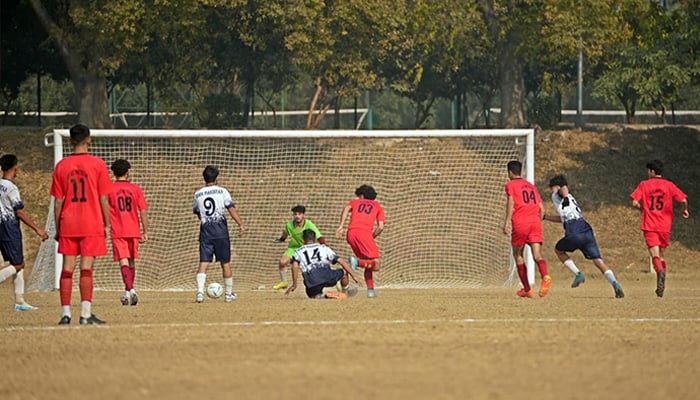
[498,32,526,128]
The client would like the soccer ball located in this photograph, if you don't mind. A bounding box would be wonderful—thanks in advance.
[206,282,223,299]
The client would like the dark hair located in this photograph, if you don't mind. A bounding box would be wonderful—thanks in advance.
[548,174,568,188]
[355,184,377,200]
[69,124,91,144]
[507,160,522,175]
[646,159,663,175]
[0,154,18,172]
[291,205,306,213]
[111,159,131,177]
[203,165,219,183]
[302,228,317,242]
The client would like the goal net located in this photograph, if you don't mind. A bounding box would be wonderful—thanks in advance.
[29,129,534,292]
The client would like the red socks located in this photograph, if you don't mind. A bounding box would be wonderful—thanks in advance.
[60,270,73,306]
[652,256,665,273]
[537,259,548,278]
[79,269,93,302]
[364,269,374,289]
[121,265,135,291]
[517,264,531,291]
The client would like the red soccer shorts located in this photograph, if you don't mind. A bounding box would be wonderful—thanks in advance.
[510,221,543,246]
[346,228,380,259]
[58,236,108,257]
[643,230,670,249]
[112,237,140,261]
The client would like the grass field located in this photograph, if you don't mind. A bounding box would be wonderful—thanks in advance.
[1,125,699,399]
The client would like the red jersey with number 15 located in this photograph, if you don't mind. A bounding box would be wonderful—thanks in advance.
[630,177,687,233]
[50,153,112,237]
[347,198,385,231]
[505,178,542,225]
[109,181,148,238]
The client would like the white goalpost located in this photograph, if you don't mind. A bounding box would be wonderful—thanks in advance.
[29,128,534,292]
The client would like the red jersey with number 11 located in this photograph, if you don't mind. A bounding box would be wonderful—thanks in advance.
[109,181,148,238]
[50,153,112,237]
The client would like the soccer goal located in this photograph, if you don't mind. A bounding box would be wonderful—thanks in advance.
[29,128,534,292]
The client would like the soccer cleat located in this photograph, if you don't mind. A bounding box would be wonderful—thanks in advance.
[324,291,347,299]
[79,314,106,325]
[539,275,552,297]
[613,282,624,298]
[516,288,535,298]
[130,292,139,306]
[656,270,666,297]
[571,272,586,288]
[58,316,71,325]
[224,293,238,302]
[348,256,359,271]
[120,294,130,306]
[366,289,378,298]
[14,302,38,311]
[273,281,289,290]
[196,292,204,303]
[344,287,359,297]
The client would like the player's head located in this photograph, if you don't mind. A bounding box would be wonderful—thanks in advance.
[203,165,219,183]
[0,154,18,172]
[548,174,567,188]
[646,159,663,176]
[69,124,91,146]
[507,160,522,177]
[355,184,377,200]
[291,205,306,214]
[111,159,131,178]
[302,228,317,244]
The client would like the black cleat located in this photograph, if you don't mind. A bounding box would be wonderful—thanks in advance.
[655,270,666,297]
[58,316,71,325]
[79,314,106,325]
[130,292,139,306]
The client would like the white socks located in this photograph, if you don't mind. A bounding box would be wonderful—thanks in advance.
[196,273,206,293]
[0,265,17,283]
[603,270,617,285]
[224,277,233,294]
[13,269,25,304]
[563,258,580,275]
[279,268,288,283]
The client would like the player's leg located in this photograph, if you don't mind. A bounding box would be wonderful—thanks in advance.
[221,261,237,302]
[530,242,551,297]
[591,258,624,298]
[274,252,293,290]
[512,244,532,297]
[555,236,584,287]
[196,239,214,303]
[56,237,79,324]
[113,238,131,305]
[644,231,666,297]
[127,257,138,305]
[76,236,108,325]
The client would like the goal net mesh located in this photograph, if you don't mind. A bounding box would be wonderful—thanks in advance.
[29,130,533,291]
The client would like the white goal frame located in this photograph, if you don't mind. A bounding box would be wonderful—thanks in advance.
[32,128,535,292]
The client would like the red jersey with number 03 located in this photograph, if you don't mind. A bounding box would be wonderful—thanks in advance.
[505,178,542,224]
[109,181,148,238]
[347,198,385,231]
[50,153,112,237]
[630,177,687,233]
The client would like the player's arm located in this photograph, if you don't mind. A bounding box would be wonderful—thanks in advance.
[53,197,64,240]
[227,206,245,236]
[335,205,352,238]
[373,220,385,238]
[139,209,149,242]
[336,257,361,285]
[680,198,689,218]
[503,196,514,235]
[285,260,300,295]
[274,231,287,243]
[16,208,49,241]
[100,195,110,237]
[538,202,546,222]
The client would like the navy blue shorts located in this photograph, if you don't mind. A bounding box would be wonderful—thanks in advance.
[0,240,24,266]
[305,269,344,298]
[199,238,231,263]
[555,230,601,260]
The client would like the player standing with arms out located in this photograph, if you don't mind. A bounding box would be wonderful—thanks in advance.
[193,165,245,303]
[108,159,149,306]
[503,160,550,298]
[335,184,385,298]
[285,229,360,299]
[544,175,624,298]
[630,159,689,297]
[272,205,324,290]
[51,124,112,325]
[0,154,49,311]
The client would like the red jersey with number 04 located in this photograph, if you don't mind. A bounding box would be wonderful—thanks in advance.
[630,177,687,233]
[109,181,148,238]
[505,178,542,224]
[50,153,112,237]
[347,198,385,231]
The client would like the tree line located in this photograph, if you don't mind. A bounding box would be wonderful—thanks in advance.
[2,0,699,129]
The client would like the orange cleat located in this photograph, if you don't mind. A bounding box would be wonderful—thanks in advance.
[516,288,535,298]
[324,292,347,299]
[539,275,552,297]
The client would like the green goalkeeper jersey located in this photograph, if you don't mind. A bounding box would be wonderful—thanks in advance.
[284,219,322,249]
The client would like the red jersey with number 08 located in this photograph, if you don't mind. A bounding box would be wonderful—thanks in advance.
[630,177,687,233]
[50,153,112,237]
[505,178,542,224]
[347,198,385,231]
[109,181,148,238]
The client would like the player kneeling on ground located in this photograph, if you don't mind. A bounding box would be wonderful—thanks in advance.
[285,229,361,299]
